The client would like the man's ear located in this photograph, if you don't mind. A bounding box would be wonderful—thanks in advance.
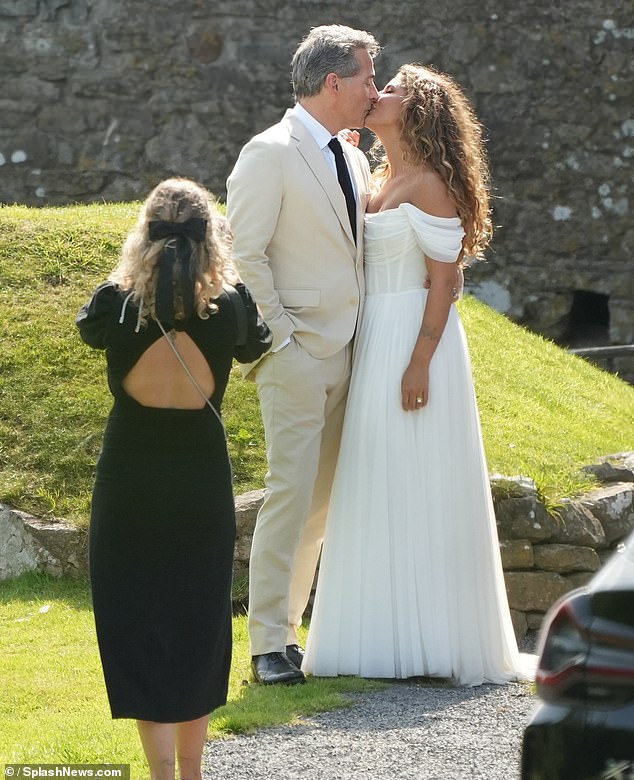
[324,72,339,94]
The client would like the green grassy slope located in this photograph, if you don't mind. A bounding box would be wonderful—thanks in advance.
[1,203,632,524]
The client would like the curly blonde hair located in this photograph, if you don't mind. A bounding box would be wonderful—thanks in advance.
[110,177,237,325]
[373,64,493,261]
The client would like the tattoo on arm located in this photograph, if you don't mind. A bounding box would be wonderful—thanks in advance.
[420,324,440,341]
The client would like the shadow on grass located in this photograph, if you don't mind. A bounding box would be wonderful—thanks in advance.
[0,571,92,611]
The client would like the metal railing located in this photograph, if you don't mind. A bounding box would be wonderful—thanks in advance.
[568,344,634,385]
[569,345,634,359]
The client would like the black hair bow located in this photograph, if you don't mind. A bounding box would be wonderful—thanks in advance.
[148,217,208,243]
[148,219,207,325]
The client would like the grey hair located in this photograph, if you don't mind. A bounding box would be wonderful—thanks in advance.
[291,24,380,100]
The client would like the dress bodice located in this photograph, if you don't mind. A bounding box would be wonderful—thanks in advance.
[364,203,464,294]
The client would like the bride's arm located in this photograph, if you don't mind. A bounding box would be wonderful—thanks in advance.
[424,265,463,298]
[401,257,458,411]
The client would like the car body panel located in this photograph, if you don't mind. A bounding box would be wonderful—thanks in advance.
[521,531,634,780]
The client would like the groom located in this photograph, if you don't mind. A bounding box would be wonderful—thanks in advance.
[226,24,380,684]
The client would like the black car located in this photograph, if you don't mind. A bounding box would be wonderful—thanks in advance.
[521,530,634,780]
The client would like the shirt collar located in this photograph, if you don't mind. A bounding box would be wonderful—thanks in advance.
[290,103,333,152]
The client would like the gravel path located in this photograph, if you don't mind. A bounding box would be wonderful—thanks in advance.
[202,678,537,779]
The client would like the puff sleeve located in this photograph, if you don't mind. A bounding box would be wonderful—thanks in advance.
[232,282,272,364]
[401,203,465,263]
[75,282,119,349]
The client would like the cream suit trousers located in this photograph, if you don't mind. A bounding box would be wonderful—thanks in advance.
[248,337,352,655]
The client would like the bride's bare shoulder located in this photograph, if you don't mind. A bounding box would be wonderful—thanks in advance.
[409,168,457,219]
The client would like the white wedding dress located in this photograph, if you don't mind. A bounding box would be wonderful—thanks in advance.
[303,204,535,685]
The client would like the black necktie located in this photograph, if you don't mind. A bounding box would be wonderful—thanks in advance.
[328,137,357,242]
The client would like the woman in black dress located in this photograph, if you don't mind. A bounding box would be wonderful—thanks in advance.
[76,178,271,780]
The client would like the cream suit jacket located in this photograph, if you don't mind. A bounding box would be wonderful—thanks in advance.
[226,110,371,376]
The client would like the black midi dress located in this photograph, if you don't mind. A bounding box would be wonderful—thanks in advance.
[76,282,271,722]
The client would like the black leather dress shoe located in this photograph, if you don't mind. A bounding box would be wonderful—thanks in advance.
[251,652,305,685]
[285,644,305,670]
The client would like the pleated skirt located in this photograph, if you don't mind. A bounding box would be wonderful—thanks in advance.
[304,289,535,685]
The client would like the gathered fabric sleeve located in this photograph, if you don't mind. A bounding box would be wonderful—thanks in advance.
[400,203,465,263]
[76,281,119,349]
[232,282,272,364]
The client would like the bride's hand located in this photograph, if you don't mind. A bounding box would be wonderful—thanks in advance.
[339,129,360,147]
[401,361,430,411]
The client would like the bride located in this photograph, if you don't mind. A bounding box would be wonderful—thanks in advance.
[303,64,535,685]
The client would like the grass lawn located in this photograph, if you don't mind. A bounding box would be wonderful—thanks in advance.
[0,202,633,524]
[0,202,632,778]
[0,572,382,778]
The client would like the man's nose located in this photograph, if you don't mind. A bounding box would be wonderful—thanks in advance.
[370,84,379,101]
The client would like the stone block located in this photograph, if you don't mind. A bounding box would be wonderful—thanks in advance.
[36,171,107,197]
[505,571,571,612]
[526,612,545,631]
[0,0,37,15]
[186,25,223,63]
[582,483,634,543]
[495,495,558,541]
[533,543,601,573]
[566,572,595,589]
[0,505,87,580]
[510,609,528,641]
[582,452,634,484]
[23,514,88,577]
[40,0,70,22]
[499,539,534,569]
[551,499,607,547]
[4,74,62,102]
[0,507,40,580]
[491,474,538,498]
[234,489,264,536]
[233,534,253,564]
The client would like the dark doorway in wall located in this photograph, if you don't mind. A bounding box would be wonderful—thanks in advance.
[564,290,610,347]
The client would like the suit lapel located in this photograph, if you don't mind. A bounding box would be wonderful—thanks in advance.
[285,113,356,247]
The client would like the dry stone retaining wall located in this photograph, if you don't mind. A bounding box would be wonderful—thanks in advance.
[493,455,634,638]
[0,505,87,580]
[0,0,632,370]
[3,453,633,642]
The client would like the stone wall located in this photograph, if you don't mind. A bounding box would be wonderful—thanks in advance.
[0,0,632,369]
[0,505,87,580]
[493,454,634,639]
[3,453,633,643]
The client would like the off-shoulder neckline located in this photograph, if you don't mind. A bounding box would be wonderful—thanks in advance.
[365,202,462,224]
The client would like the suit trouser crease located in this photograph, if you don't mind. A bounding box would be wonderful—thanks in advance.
[248,339,351,655]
